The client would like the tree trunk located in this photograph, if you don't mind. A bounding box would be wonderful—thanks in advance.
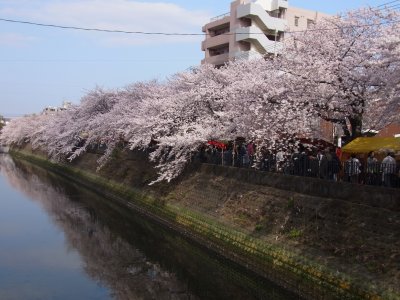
[349,115,363,140]
[340,115,363,144]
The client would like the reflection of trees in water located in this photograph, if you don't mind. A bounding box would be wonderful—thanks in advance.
[0,155,197,300]
[0,156,296,300]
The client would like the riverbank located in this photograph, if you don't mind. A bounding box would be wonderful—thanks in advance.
[11,146,400,300]
[1,154,298,299]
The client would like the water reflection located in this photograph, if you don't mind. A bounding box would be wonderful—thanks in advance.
[0,155,299,300]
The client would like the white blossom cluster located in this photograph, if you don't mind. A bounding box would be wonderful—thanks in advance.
[1,9,399,183]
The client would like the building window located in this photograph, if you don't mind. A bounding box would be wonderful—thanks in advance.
[307,19,315,29]
[294,16,299,27]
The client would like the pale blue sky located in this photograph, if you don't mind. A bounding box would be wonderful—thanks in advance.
[0,0,390,116]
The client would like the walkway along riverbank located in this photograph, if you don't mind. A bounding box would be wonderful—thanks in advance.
[10,147,400,300]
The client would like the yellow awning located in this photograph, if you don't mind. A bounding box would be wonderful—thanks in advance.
[342,137,400,153]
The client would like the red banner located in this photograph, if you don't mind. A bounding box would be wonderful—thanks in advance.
[207,140,227,150]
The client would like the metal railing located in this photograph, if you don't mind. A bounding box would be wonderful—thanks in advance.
[197,150,400,189]
[74,140,400,189]
[210,12,230,22]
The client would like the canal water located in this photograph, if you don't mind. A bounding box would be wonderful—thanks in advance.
[0,154,300,300]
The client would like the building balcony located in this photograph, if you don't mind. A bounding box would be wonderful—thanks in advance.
[237,2,287,32]
[272,0,288,10]
[202,16,230,33]
[202,34,230,51]
[242,0,288,11]
[236,26,283,55]
[201,52,230,66]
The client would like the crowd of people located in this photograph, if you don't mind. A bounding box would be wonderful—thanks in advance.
[347,150,399,188]
[198,141,400,189]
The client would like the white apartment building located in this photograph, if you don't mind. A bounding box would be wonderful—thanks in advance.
[202,0,329,66]
[42,101,73,115]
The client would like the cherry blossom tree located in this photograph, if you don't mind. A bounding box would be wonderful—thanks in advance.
[137,65,234,182]
[0,113,51,147]
[0,115,5,132]
[1,7,399,182]
[279,8,400,139]
[222,58,312,150]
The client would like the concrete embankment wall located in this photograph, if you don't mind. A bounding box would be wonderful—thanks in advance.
[202,164,400,211]
[11,147,400,300]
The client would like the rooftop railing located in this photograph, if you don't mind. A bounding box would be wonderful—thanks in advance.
[210,12,230,22]
[209,0,289,22]
[243,0,288,4]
